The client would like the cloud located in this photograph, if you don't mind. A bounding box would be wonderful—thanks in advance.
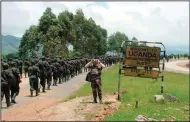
[2,1,189,47]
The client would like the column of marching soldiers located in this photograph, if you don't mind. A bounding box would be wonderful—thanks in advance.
[1,56,119,108]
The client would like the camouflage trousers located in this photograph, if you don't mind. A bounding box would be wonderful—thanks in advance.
[24,67,28,78]
[29,76,38,91]
[91,81,102,100]
[53,73,58,85]
[47,74,52,86]
[1,82,10,107]
[40,77,46,91]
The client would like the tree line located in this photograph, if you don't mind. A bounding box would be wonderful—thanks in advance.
[17,7,143,59]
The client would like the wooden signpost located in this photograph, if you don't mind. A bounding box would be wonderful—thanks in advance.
[124,68,159,79]
[117,41,166,100]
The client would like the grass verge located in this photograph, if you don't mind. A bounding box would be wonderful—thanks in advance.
[64,65,189,121]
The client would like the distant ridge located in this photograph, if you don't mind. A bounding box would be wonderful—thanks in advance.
[2,35,21,54]
[1,34,188,55]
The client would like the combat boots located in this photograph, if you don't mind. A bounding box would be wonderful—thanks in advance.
[93,97,97,103]
[36,90,38,96]
[99,96,103,104]
[99,99,103,104]
[7,102,11,108]
[42,87,46,92]
[30,91,33,97]
[11,99,16,104]
[55,80,57,86]
[11,93,17,103]
[47,85,50,90]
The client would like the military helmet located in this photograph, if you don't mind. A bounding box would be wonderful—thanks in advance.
[41,56,45,60]
[8,58,13,61]
[2,63,9,69]
[9,61,16,67]
[31,60,35,66]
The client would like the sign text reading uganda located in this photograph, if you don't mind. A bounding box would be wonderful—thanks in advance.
[125,46,161,68]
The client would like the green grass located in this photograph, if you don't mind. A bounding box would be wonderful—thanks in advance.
[64,65,189,121]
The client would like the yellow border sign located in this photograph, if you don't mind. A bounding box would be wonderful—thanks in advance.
[125,46,161,68]
[124,68,159,79]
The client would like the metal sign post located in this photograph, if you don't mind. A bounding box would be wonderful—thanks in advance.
[117,40,166,100]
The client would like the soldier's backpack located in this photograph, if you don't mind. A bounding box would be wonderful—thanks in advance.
[85,72,91,82]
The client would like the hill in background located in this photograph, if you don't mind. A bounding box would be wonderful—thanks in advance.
[1,35,189,55]
[2,35,21,54]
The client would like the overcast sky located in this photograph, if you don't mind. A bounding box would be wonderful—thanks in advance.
[2,1,189,47]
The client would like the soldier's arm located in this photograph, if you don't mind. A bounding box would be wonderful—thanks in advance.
[28,68,31,76]
[15,68,22,83]
[98,60,105,68]
[36,67,40,77]
[85,60,93,68]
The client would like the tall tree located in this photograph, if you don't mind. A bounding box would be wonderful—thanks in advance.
[107,32,128,53]
[71,9,86,56]
[38,7,58,56]
[131,37,138,46]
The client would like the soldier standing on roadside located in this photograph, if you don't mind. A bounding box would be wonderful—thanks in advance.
[85,58,105,104]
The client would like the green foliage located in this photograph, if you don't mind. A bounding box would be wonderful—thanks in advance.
[3,52,19,61]
[183,54,188,58]
[18,7,108,58]
[131,37,139,46]
[107,31,129,53]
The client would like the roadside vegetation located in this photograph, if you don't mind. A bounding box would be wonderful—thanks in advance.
[65,65,189,121]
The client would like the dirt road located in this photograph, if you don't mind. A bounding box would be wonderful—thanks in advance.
[164,60,189,74]
[1,71,88,121]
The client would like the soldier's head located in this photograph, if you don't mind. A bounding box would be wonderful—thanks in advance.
[2,63,9,70]
[41,56,45,61]
[14,55,18,59]
[8,58,13,62]
[31,61,35,66]
[25,58,29,61]
[9,61,16,67]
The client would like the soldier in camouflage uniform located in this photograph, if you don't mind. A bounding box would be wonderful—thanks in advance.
[54,58,62,84]
[52,60,58,86]
[70,61,74,78]
[59,59,65,84]
[37,56,49,92]
[18,59,23,78]
[65,61,70,81]
[24,59,31,78]
[1,63,11,107]
[61,60,67,82]
[46,61,52,90]
[28,61,40,97]
[85,58,105,104]
[9,61,22,103]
